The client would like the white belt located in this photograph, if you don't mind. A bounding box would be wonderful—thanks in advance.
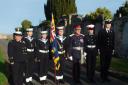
[87,45,96,48]
[73,47,83,50]
[58,51,65,54]
[27,48,34,52]
[39,50,49,53]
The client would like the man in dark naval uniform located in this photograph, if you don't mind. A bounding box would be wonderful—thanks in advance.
[84,24,98,83]
[69,25,84,84]
[8,31,27,85]
[23,28,36,85]
[56,26,67,84]
[98,19,115,82]
[36,30,49,85]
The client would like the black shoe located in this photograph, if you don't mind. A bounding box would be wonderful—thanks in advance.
[73,79,81,84]
[101,78,111,83]
[41,81,48,85]
[101,79,106,83]
[55,80,60,85]
[59,80,65,84]
[41,81,45,85]
[25,82,33,85]
[87,79,95,83]
[106,78,111,82]
[91,79,96,83]
[76,80,82,84]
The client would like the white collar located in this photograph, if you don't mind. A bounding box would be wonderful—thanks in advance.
[57,35,66,42]
[26,36,33,39]
[40,38,48,43]
[89,33,94,35]
[26,36,33,41]
[106,28,110,31]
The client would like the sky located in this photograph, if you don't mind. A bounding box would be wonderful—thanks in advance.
[0,0,126,34]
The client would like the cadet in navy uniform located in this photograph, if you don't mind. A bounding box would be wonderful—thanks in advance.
[56,26,67,84]
[84,24,98,83]
[69,25,84,84]
[23,28,36,85]
[98,19,115,82]
[36,30,49,85]
[8,31,27,85]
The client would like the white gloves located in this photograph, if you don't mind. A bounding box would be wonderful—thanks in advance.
[98,49,100,55]
[9,58,14,65]
[112,50,115,55]
[68,56,73,61]
[10,62,14,65]
[84,52,87,57]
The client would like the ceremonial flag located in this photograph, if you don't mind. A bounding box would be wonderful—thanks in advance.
[50,14,60,71]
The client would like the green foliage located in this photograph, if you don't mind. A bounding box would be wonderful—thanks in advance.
[21,19,32,29]
[95,7,112,20]
[0,73,8,85]
[39,20,51,31]
[96,56,128,74]
[21,19,32,34]
[110,57,128,73]
[85,7,112,22]
[41,20,50,28]
[0,48,8,85]
[0,49,4,63]
[44,0,77,23]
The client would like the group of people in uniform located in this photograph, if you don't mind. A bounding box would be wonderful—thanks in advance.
[8,19,115,85]
[8,28,49,85]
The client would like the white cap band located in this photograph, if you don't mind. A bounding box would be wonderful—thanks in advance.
[41,31,48,34]
[57,26,64,30]
[86,24,95,28]
[26,28,33,32]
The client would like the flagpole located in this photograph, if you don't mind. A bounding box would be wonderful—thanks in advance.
[50,13,57,84]
[53,46,57,83]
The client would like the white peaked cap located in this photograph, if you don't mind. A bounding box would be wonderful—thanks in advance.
[14,31,22,35]
[57,26,64,30]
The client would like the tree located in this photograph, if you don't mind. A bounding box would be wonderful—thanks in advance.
[84,7,112,23]
[114,1,128,18]
[21,19,32,34]
[39,20,51,30]
[44,0,77,23]
[21,19,32,29]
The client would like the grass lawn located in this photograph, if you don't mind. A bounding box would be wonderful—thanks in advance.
[0,47,8,85]
[96,56,128,75]
[110,57,128,73]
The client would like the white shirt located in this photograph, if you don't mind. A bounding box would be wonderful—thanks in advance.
[26,36,33,42]
[58,35,64,42]
[106,28,110,33]
[40,38,48,44]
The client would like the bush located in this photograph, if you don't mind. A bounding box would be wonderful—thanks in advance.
[0,47,8,85]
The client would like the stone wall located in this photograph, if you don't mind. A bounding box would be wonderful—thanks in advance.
[113,16,128,57]
[122,22,128,57]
